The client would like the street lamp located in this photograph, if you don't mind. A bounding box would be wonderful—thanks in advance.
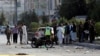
[14,0,17,25]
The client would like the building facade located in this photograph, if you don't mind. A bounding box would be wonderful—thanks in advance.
[33,0,62,16]
[0,0,25,25]
[24,0,34,12]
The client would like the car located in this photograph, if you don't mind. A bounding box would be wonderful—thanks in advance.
[0,25,14,34]
[0,26,6,34]
[31,27,54,48]
[28,27,54,41]
[35,27,54,38]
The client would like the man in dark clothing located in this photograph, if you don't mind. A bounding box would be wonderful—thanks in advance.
[53,25,58,45]
[89,20,95,43]
[78,22,84,42]
[12,25,18,44]
[65,23,70,44]
[83,20,90,41]
[5,25,11,45]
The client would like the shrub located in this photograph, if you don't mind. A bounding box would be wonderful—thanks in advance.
[30,22,40,32]
[95,22,100,36]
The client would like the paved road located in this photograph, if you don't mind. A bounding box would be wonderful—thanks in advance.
[0,34,100,56]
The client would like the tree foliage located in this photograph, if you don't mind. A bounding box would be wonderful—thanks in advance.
[0,12,6,25]
[59,0,87,20]
[41,15,48,24]
[19,10,38,27]
[87,0,100,21]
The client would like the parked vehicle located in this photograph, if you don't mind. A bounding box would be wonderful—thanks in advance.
[0,26,14,34]
[0,26,6,34]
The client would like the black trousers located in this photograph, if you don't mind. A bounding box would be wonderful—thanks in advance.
[6,34,11,44]
[20,33,23,44]
[84,33,89,41]
[53,35,58,45]
[13,33,18,43]
[90,34,95,43]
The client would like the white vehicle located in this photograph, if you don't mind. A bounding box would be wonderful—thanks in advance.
[0,26,6,34]
[37,27,54,34]
[34,27,54,38]
[0,25,14,34]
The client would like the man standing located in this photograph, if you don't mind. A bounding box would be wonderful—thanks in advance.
[89,20,95,43]
[83,19,90,42]
[12,25,18,44]
[45,25,51,40]
[18,24,23,44]
[5,25,11,45]
[65,23,70,44]
[22,23,28,45]
[57,24,64,47]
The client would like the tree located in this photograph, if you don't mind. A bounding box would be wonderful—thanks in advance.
[29,11,39,22]
[0,12,6,25]
[41,14,48,24]
[86,0,100,21]
[19,10,39,27]
[59,0,87,20]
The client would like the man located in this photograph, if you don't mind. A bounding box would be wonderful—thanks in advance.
[18,24,23,44]
[89,20,95,43]
[78,22,84,42]
[65,23,70,44]
[12,25,18,44]
[5,25,11,45]
[83,19,90,42]
[22,23,28,45]
[53,24,58,45]
[57,24,64,47]
[45,25,52,41]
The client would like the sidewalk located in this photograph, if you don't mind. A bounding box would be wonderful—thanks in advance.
[74,42,100,49]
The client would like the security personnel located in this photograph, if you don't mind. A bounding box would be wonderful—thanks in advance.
[45,25,51,40]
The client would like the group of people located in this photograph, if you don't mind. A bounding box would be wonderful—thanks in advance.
[4,19,96,47]
[53,19,96,46]
[5,23,28,45]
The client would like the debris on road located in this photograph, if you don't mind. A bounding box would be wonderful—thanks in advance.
[16,53,28,55]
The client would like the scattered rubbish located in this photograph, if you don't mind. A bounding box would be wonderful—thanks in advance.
[16,53,28,55]
[84,53,86,54]
[74,46,84,49]
[15,46,17,48]
[66,50,70,52]
[86,51,89,53]
[73,51,76,53]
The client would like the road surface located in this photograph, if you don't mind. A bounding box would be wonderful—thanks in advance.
[0,34,99,56]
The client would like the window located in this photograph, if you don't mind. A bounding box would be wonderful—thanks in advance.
[17,1,21,7]
[48,0,52,10]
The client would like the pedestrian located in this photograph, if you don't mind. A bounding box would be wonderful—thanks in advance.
[53,24,58,45]
[70,22,77,42]
[57,24,64,47]
[18,24,23,44]
[5,25,11,45]
[78,22,84,42]
[44,24,52,41]
[61,24,66,44]
[12,25,18,44]
[89,20,95,43]
[65,22,70,44]
[83,19,90,42]
[22,23,28,45]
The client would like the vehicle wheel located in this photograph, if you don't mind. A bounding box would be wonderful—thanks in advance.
[31,41,35,48]
[31,42,35,48]
[45,40,53,48]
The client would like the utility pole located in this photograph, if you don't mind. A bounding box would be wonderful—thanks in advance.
[48,0,51,24]
[14,0,17,25]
